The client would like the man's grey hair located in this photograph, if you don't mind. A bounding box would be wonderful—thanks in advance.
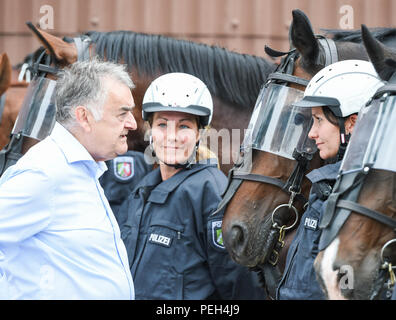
[55,57,134,129]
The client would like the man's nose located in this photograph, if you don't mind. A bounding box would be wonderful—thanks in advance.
[125,112,137,131]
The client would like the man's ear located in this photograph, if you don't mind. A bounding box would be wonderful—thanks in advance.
[74,106,93,132]
[345,114,358,134]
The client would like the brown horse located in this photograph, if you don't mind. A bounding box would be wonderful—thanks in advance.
[5,24,276,175]
[220,9,394,298]
[314,25,396,300]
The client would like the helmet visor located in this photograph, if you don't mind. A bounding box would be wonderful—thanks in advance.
[12,77,56,140]
[293,95,343,117]
[243,83,317,160]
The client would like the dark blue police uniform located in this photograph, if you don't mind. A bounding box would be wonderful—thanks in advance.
[276,161,341,300]
[118,159,266,300]
[100,151,153,219]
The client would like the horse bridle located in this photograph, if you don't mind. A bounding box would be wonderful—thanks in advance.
[214,36,338,298]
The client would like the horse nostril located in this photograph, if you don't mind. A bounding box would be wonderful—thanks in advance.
[229,223,248,254]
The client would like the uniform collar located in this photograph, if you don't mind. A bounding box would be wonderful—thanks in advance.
[50,122,107,178]
[140,161,218,194]
[306,161,341,184]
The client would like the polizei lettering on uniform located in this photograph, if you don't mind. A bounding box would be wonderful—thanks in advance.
[304,217,318,230]
[148,233,172,247]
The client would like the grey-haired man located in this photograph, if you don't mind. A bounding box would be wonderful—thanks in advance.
[0,58,136,299]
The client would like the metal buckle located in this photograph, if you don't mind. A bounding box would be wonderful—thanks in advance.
[271,204,299,231]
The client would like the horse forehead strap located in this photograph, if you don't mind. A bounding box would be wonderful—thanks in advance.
[316,35,338,66]
[73,35,91,62]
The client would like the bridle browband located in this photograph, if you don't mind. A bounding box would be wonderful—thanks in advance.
[216,35,338,299]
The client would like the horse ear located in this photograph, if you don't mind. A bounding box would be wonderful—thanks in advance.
[26,21,77,65]
[0,53,12,95]
[361,24,396,81]
[290,9,319,68]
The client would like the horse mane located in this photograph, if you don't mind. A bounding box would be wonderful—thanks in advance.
[83,30,275,108]
[14,46,46,70]
[322,27,396,46]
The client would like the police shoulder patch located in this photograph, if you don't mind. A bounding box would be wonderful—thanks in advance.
[113,156,135,181]
[211,220,225,249]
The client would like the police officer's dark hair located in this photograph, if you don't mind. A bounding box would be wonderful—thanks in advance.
[323,107,357,127]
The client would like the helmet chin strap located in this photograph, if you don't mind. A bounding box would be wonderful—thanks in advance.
[336,118,350,163]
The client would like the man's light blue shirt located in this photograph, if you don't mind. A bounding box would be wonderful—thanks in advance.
[0,122,134,299]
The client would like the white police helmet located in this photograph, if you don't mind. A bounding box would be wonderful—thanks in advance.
[294,59,384,117]
[142,72,213,126]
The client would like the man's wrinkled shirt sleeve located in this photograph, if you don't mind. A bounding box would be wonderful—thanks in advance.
[0,168,52,244]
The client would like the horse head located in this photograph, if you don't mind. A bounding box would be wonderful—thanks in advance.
[221,9,382,294]
[314,24,396,300]
[221,8,327,274]
[21,23,151,153]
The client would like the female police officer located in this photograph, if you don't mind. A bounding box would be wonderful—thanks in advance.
[276,60,384,299]
[118,72,266,300]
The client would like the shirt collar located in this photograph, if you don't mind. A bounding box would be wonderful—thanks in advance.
[50,122,108,178]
